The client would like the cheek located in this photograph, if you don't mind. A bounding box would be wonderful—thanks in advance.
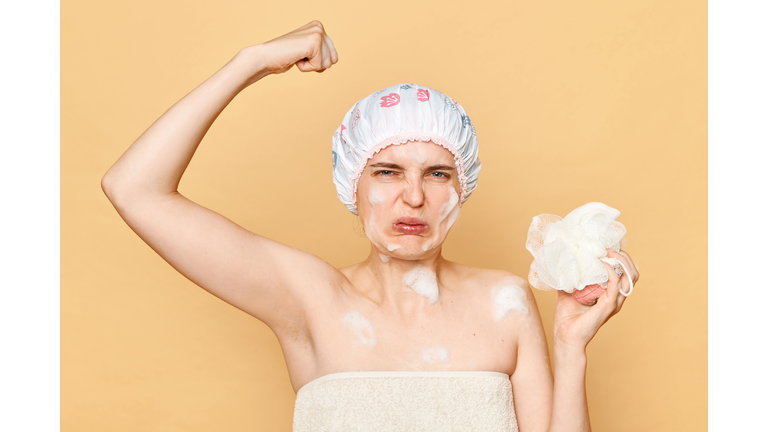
[359,188,394,243]
[365,184,402,213]
[368,187,385,206]
[437,188,460,221]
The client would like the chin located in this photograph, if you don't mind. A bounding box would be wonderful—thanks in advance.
[381,236,441,258]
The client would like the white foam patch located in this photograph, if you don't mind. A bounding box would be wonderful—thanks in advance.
[438,187,461,231]
[439,188,460,220]
[379,252,391,263]
[364,216,379,242]
[403,267,440,304]
[412,146,428,164]
[492,284,529,320]
[368,188,385,206]
[445,205,460,229]
[341,312,377,346]
[421,346,450,363]
[387,244,401,252]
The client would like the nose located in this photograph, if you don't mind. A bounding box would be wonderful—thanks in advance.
[401,174,425,208]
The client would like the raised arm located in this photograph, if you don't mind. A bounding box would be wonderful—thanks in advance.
[101,21,340,333]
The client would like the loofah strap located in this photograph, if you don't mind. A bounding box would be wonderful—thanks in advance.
[599,257,633,297]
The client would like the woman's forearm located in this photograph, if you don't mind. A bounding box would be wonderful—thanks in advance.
[548,344,590,432]
[101,46,267,203]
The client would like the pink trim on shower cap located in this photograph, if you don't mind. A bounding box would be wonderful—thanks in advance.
[349,132,468,212]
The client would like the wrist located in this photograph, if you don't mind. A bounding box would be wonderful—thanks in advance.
[553,342,587,364]
[229,45,271,88]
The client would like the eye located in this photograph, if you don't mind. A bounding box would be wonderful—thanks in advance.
[430,172,448,178]
[377,170,394,176]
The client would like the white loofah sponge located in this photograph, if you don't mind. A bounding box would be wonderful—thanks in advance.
[525,202,628,305]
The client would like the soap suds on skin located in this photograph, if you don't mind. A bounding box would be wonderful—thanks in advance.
[421,346,450,363]
[341,312,377,346]
[412,145,428,164]
[492,284,529,320]
[403,267,440,304]
[444,205,460,231]
[439,188,461,231]
[378,252,391,263]
[387,244,401,252]
[439,188,460,221]
[368,188,385,206]
[420,188,460,253]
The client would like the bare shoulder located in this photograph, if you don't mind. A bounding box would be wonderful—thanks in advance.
[444,261,546,375]
[444,261,539,321]
[446,261,530,295]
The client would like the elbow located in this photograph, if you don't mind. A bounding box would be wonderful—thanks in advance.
[101,166,136,209]
[101,169,116,202]
[101,167,122,204]
[101,166,174,211]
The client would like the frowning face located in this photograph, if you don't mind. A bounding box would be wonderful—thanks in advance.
[355,141,461,259]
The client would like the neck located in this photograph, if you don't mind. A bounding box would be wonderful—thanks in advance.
[362,244,446,311]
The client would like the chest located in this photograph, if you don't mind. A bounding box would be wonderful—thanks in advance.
[288,294,520,387]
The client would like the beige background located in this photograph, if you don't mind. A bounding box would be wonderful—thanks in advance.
[62,0,706,430]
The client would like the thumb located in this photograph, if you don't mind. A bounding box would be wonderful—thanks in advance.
[295,42,324,72]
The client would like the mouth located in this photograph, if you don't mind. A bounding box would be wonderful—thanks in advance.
[393,217,429,235]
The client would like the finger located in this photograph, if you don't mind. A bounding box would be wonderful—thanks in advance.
[620,250,640,283]
[310,35,325,71]
[324,34,339,64]
[320,39,331,70]
[605,251,635,298]
[607,249,639,285]
[295,57,310,72]
[600,261,621,314]
[296,40,323,72]
[616,274,629,310]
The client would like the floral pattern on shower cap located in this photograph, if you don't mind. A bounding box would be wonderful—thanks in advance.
[380,93,400,108]
[330,83,482,214]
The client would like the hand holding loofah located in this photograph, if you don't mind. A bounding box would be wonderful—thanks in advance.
[525,202,632,305]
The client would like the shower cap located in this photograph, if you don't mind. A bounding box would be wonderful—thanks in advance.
[525,202,632,304]
[331,83,481,214]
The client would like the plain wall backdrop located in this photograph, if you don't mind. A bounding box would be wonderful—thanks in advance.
[61,0,706,430]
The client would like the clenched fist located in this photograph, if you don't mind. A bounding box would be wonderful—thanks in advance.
[235,20,339,86]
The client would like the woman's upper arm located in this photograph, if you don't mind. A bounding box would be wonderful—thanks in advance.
[106,189,339,332]
[510,283,554,432]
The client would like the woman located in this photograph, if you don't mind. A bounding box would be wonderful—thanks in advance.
[102,21,639,431]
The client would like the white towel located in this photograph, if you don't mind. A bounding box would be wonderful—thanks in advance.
[293,371,518,432]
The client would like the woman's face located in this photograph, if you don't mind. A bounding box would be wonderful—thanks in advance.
[356,141,461,259]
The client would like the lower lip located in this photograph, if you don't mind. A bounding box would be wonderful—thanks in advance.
[394,223,429,235]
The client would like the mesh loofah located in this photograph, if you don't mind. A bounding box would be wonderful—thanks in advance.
[571,284,606,306]
[570,261,624,305]
[525,203,627,303]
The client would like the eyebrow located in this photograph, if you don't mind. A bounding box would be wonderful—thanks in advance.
[369,162,404,169]
[368,162,456,171]
[426,164,456,171]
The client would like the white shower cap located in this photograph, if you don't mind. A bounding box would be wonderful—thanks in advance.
[525,202,627,294]
[331,83,481,214]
